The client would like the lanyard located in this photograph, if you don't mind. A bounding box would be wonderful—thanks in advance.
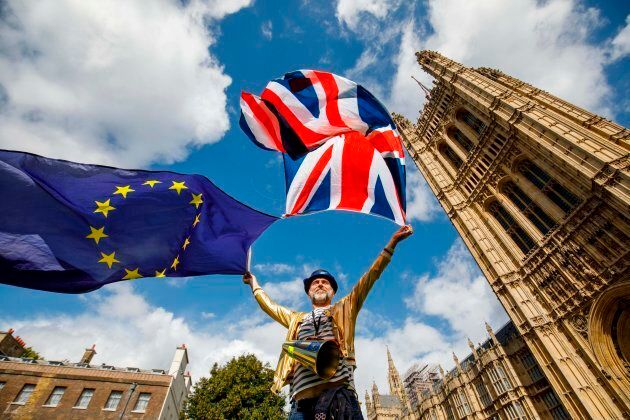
[311,310,323,337]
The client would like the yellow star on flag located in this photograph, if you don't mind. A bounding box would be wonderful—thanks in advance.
[155,269,167,278]
[123,268,142,280]
[189,193,203,209]
[171,255,180,270]
[193,214,201,227]
[143,180,162,188]
[113,185,135,198]
[182,237,191,250]
[94,199,115,217]
[86,226,108,244]
[169,181,188,195]
[98,251,120,269]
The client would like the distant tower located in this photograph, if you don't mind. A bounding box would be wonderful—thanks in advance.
[387,347,408,407]
[395,50,630,418]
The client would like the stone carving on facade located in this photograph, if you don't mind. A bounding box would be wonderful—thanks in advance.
[406,50,630,418]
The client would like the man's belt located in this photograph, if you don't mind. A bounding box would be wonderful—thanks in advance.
[296,397,318,412]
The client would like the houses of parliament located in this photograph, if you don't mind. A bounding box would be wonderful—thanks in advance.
[367,51,629,419]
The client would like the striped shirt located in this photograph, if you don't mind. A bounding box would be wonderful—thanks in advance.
[289,306,355,399]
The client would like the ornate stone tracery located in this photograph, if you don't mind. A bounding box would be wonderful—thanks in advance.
[393,50,630,420]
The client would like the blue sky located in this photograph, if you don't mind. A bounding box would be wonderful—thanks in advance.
[0,0,628,399]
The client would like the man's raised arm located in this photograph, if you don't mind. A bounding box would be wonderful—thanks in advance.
[345,225,413,312]
[243,272,294,328]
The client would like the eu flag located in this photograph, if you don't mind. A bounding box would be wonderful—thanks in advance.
[0,150,277,293]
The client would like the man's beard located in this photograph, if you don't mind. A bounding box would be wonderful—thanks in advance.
[310,289,332,305]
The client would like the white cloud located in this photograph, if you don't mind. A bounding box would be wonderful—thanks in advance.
[353,239,508,398]
[341,0,623,120]
[405,163,441,222]
[335,0,395,30]
[5,283,283,381]
[253,262,295,275]
[0,0,251,167]
[410,0,614,117]
[610,15,630,61]
[405,239,508,337]
[261,20,273,40]
[201,311,216,319]
[263,278,306,308]
[388,20,430,120]
[6,239,508,406]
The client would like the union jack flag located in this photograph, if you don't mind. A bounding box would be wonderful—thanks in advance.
[240,70,406,225]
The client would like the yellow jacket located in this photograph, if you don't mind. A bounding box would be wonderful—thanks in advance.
[252,250,392,393]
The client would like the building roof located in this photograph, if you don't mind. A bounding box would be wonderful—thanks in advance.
[0,355,169,376]
[379,394,401,408]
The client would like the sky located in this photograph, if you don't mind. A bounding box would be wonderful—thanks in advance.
[0,0,629,404]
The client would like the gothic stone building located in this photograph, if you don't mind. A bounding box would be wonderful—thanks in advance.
[366,348,412,419]
[391,50,629,418]
[0,329,192,419]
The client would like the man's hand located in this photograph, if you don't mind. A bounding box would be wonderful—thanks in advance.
[243,272,259,290]
[243,272,253,285]
[392,225,413,243]
[386,225,413,251]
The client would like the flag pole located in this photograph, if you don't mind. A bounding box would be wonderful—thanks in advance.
[246,247,252,273]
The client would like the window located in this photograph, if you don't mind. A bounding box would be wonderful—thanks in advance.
[453,389,471,417]
[457,109,486,134]
[44,386,66,407]
[542,391,571,419]
[475,380,492,408]
[518,161,581,213]
[440,144,463,169]
[488,363,512,395]
[13,384,35,404]
[104,390,123,410]
[504,401,527,419]
[503,181,556,234]
[520,352,544,382]
[444,401,456,420]
[449,127,474,153]
[74,388,94,409]
[489,202,536,253]
[133,392,151,412]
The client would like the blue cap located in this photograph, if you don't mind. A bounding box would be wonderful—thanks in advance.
[303,269,338,294]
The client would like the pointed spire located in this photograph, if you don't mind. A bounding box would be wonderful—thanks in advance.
[371,381,380,406]
[468,337,479,360]
[386,345,394,367]
[486,321,499,345]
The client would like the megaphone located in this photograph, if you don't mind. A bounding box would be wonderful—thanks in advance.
[282,340,340,379]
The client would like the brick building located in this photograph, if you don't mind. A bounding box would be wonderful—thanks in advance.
[0,330,192,419]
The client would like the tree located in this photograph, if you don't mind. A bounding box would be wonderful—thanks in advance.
[21,346,41,360]
[183,354,286,419]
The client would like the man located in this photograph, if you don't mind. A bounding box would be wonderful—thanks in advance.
[243,225,413,419]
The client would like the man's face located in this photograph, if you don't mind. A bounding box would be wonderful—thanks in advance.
[308,277,335,306]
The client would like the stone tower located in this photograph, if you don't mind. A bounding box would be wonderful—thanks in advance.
[394,50,629,419]
[387,346,409,409]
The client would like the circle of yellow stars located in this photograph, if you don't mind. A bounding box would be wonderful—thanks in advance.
[85,179,203,281]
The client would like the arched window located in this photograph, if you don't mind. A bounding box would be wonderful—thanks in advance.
[448,127,474,153]
[457,109,486,135]
[503,181,556,235]
[489,201,536,254]
[518,161,581,213]
[440,144,463,169]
